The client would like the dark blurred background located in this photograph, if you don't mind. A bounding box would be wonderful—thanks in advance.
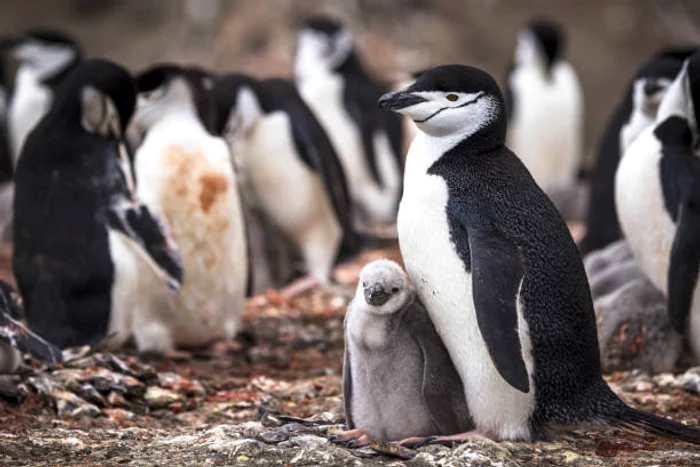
[2,0,700,166]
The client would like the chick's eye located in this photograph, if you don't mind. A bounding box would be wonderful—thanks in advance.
[391,287,399,293]
[446,94,458,102]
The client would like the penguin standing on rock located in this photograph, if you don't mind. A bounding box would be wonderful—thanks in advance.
[213,73,364,293]
[505,18,583,194]
[379,64,700,443]
[580,53,687,255]
[617,51,700,362]
[13,59,183,349]
[336,259,472,447]
[126,64,247,354]
[295,16,403,226]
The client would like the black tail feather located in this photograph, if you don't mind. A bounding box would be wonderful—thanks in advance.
[619,406,700,444]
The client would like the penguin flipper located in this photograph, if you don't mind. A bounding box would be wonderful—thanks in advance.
[0,283,62,365]
[468,228,530,393]
[668,198,700,332]
[342,335,355,429]
[99,196,183,292]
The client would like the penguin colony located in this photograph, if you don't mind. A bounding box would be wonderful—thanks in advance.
[0,12,698,449]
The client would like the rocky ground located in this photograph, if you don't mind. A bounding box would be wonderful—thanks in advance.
[0,244,699,466]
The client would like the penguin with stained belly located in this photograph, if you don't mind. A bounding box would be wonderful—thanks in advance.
[580,51,690,255]
[212,73,364,291]
[127,64,247,353]
[379,64,700,444]
[617,51,700,363]
[13,59,183,349]
[295,16,403,226]
[505,18,583,194]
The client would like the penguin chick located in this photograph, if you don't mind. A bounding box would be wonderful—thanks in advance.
[338,260,472,446]
[13,59,183,349]
[212,74,364,287]
[0,280,62,373]
[126,64,248,353]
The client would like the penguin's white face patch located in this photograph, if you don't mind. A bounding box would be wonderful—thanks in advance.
[295,29,352,79]
[223,86,263,146]
[12,42,76,79]
[633,77,672,118]
[392,91,497,138]
[131,78,193,133]
[514,31,539,67]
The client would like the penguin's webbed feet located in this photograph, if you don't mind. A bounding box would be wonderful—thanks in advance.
[329,428,371,448]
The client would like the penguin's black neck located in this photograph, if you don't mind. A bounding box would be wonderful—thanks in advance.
[455,119,507,156]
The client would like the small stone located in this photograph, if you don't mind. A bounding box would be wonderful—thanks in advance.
[158,372,206,397]
[107,391,129,407]
[652,373,681,389]
[682,367,700,396]
[55,390,101,419]
[258,430,289,443]
[144,386,185,409]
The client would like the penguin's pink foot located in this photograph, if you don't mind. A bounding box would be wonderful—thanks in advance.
[399,430,496,448]
[279,276,319,299]
[330,428,371,448]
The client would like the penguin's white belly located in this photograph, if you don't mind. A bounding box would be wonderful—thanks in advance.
[616,129,700,358]
[9,71,51,162]
[241,113,341,282]
[398,136,535,440]
[130,136,247,350]
[298,77,397,223]
[507,64,583,192]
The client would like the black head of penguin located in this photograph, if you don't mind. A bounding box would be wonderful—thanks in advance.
[298,15,366,77]
[211,73,262,137]
[50,58,135,136]
[135,63,216,132]
[379,64,506,147]
[6,28,82,89]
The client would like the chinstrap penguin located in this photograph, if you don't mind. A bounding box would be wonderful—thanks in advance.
[580,52,688,255]
[380,64,700,443]
[505,17,583,194]
[13,59,183,350]
[213,73,364,289]
[295,16,403,226]
[0,280,62,373]
[616,51,700,363]
[126,63,248,353]
[336,259,472,447]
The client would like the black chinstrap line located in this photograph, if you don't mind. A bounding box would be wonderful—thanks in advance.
[413,92,486,123]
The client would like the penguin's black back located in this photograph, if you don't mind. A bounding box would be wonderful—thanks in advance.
[431,134,617,430]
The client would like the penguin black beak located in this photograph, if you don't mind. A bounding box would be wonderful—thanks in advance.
[364,284,390,306]
[378,91,428,111]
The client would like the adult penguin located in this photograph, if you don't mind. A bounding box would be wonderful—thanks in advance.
[213,73,364,290]
[505,17,583,194]
[617,51,700,362]
[379,64,700,443]
[13,59,183,349]
[295,16,403,226]
[580,49,692,255]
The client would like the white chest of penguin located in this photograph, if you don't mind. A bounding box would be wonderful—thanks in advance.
[118,117,247,351]
[398,133,535,440]
[9,68,52,161]
[507,63,582,191]
[297,74,400,222]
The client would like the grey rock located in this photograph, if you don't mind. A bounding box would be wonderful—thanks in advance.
[682,366,700,396]
[595,278,682,373]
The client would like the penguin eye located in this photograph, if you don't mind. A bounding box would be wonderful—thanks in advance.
[446,94,458,102]
[391,287,399,293]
